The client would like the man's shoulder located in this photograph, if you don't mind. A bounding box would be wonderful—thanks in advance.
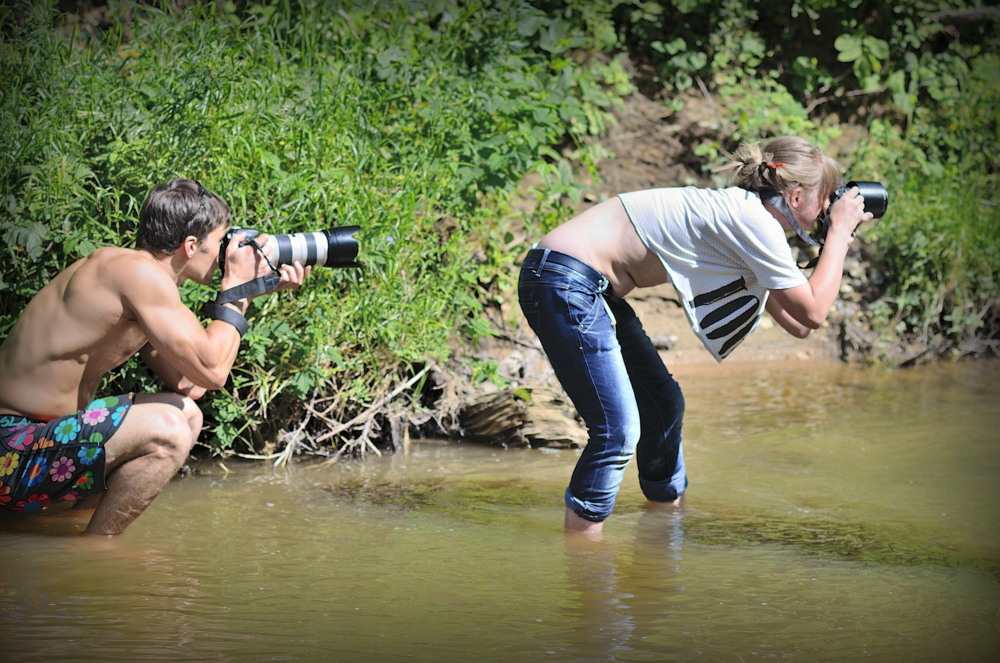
[79,247,179,300]
[91,247,170,279]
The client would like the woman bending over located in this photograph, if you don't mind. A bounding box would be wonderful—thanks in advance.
[518,136,874,533]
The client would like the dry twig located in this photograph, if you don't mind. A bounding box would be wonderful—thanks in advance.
[317,364,434,466]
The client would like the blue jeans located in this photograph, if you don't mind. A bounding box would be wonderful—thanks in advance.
[518,248,687,522]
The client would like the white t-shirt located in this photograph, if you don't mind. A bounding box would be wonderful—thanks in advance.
[618,186,807,362]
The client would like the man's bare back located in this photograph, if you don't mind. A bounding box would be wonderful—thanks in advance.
[0,248,155,420]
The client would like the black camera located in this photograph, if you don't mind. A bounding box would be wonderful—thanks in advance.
[218,226,361,278]
[813,181,888,244]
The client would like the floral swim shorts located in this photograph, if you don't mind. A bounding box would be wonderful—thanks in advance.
[0,393,134,513]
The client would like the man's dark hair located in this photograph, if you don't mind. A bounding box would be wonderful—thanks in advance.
[136,179,231,255]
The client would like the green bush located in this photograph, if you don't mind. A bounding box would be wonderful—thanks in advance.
[0,0,633,451]
[550,0,999,356]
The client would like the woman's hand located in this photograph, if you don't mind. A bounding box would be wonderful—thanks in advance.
[827,186,874,242]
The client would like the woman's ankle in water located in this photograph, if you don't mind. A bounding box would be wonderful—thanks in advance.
[645,492,686,509]
[564,507,605,533]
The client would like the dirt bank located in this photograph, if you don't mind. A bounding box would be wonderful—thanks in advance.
[493,87,844,380]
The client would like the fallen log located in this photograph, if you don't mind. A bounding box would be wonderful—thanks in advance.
[458,386,587,449]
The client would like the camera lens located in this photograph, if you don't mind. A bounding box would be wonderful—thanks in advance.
[847,181,889,219]
[321,226,361,267]
[265,225,360,268]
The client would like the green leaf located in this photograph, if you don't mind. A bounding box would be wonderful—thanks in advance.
[558,160,572,186]
[834,34,862,62]
[516,13,544,37]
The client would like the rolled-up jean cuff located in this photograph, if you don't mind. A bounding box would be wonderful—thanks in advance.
[639,476,688,502]
[564,487,612,522]
[638,443,688,502]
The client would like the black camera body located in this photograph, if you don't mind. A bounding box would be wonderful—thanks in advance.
[219,225,361,277]
[813,181,888,244]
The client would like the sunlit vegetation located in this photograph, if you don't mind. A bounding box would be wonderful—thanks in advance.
[1,0,996,453]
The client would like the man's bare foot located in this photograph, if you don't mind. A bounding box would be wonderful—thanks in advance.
[645,492,686,509]
[564,507,604,535]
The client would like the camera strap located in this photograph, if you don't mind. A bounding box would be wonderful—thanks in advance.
[214,274,282,304]
[202,302,249,338]
[201,273,281,339]
[754,188,821,248]
[243,238,279,273]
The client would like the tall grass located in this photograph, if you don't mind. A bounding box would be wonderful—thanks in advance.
[0,0,629,451]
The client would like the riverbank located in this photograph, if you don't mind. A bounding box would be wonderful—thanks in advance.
[2,3,994,460]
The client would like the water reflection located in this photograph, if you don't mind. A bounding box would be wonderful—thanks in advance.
[1,360,999,661]
[558,534,636,661]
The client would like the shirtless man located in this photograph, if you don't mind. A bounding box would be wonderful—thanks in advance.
[0,179,309,535]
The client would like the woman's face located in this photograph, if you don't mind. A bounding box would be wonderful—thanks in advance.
[789,187,829,231]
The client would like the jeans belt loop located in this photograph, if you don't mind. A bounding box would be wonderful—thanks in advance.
[534,248,551,277]
[599,278,617,329]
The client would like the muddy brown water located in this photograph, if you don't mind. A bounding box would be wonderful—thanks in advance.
[2,359,998,661]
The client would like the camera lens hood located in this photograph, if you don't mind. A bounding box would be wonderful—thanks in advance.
[847,181,889,219]
[322,225,361,268]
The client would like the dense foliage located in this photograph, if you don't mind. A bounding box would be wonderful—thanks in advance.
[586,0,999,357]
[1,0,996,453]
[0,0,632,451]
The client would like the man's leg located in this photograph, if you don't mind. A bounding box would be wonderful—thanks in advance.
[84,393,201,535]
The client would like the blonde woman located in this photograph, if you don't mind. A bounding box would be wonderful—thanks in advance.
[518,136,874,533]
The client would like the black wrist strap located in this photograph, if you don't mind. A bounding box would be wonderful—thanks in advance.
[216,274,281,304]
[203,274,280,339]
[203,302,249,338]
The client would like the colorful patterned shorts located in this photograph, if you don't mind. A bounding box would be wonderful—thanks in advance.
[0,393,134,513]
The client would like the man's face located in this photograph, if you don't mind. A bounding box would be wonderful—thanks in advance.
[189,223,230,286]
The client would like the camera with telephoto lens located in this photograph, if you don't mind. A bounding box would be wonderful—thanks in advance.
[813,181,888,244]
[218,226,361,278]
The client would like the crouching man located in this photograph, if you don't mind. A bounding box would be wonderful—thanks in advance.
[0,179,310,535]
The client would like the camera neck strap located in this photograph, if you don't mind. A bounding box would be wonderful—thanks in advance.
[218,235,278,279]
[754,187,821,248]
[215,273,282,304]
[243,238,279,273]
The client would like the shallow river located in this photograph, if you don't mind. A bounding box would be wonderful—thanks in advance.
[2,359,999,662]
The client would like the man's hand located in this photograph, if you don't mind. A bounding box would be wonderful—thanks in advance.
[221,231,271,292]
[272,260,311,292]
[221,232,312,295]
[255,234,312,292]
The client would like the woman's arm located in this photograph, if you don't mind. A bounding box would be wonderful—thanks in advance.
[768,187,872,329]
[765,295,813,338]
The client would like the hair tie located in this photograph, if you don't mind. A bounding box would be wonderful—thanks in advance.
[765,162,786,169]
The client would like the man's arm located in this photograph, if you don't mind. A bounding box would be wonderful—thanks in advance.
[125,233,308,392]
[139,344,207,399]
[124,263,244,390]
